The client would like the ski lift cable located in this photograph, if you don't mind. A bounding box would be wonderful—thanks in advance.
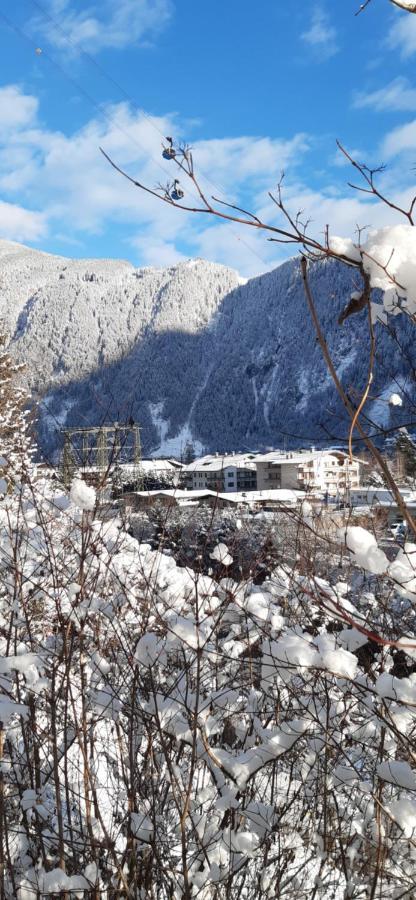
[28,0,169,141]
[28,0,235,199]
[25,0,270,267]
[0,10,186,189]
[0,10,268,268]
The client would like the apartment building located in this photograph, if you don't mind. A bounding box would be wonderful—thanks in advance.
[255,450,363,496]
[183,453,257,493]
[183,449,363,497]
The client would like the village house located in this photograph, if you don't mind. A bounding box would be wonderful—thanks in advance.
[120,487,306,513]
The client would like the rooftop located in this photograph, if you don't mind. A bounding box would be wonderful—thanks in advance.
[184,453,258,472]
[255,449,365,466]
[125,487,306,505]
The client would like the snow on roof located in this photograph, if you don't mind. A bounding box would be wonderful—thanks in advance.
[183,449,366,472]
[225,489,305,504]
[129,489,216,499]
[255,451,319,465]
[375,498,416,508]
[183,453,257,472]
[255,449,365,466]
[73,460,180,475]
[140,459,177,472]
[350,486,413,496]
[127,488,305,505]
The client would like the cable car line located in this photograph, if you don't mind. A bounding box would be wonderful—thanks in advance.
[26,0,271,268]
[1,5,270,270]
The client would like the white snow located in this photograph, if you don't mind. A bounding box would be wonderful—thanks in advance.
[377,760,416,790]
[330,224,416,316]
[389,393,403,407]
[328,235,361,260]
[342,526,377,555]
[340,526,388,574]
[388,799,416,837]
[149,401,205,460]
[70,478,96,511]
[210,543,233,566]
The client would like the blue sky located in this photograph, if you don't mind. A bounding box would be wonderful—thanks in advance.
[0,0,416,274]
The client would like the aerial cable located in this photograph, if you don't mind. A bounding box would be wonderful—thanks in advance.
[0,11,274,459]
[28,0,234,196]
[24,0,270,268]
[0,9,186,191]
[28,0,169,140]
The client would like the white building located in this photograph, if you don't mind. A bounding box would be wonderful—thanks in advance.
[349,487,399,507]
[255,450,363,497]
[182,449,363,497]
[183,453,257,492]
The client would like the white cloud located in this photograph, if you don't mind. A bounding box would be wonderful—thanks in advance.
[300,7,338,60]
[353,77,416,112]
[130,234,186,268]
[33,0,173,54]
[1,84,414,277]
[381,117,416,157]
[0,85,312,271]
[194,134,309,198]
[387,10,416,57]
[0,85,39,130]
[0,201,47,242]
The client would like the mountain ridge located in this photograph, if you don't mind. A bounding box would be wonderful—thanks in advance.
[0,242,414,459]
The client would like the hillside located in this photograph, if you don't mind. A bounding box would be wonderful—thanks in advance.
[0,240,413,459]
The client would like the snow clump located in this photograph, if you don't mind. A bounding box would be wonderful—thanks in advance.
[377,760,416,790]
[210,542,233,566]
[340,526,388,575]
[330,224,416,316]
[389,393,403,407]
[70,477,96,511]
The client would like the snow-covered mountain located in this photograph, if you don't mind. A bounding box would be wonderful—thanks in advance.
[0,240,414,459]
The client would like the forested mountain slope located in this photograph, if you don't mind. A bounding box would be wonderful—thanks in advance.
[0,240,413,459]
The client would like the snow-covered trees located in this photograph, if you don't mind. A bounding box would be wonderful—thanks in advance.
[4,468,416,896]
[395,431,416,481]
[0,328,32,489]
